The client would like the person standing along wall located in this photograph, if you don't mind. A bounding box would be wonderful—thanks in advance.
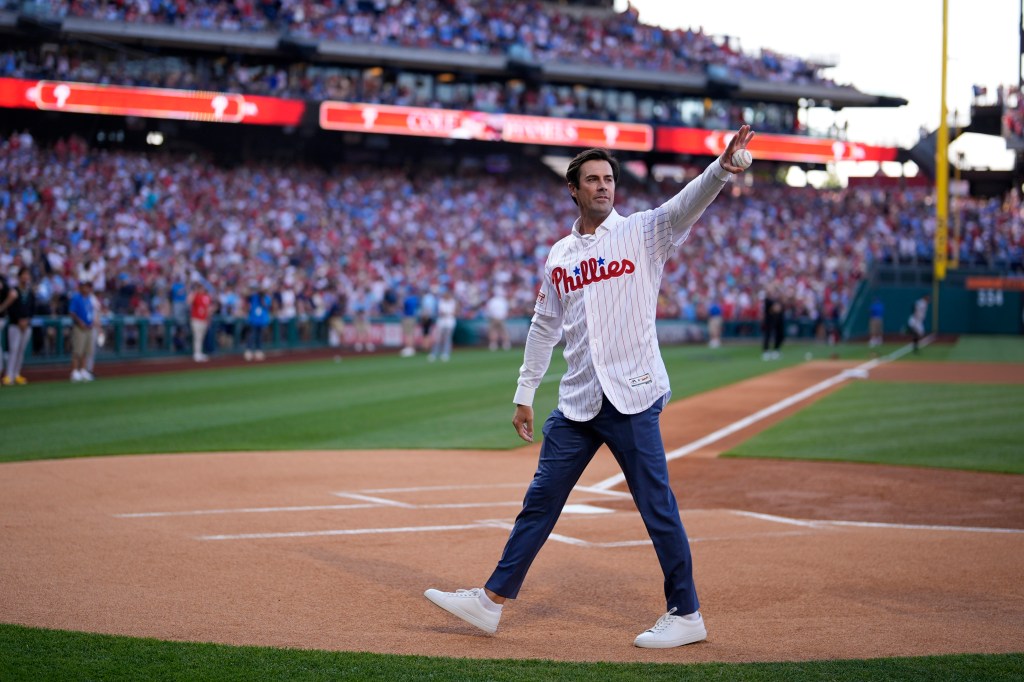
[0,272,16,382]
[707,298,723,349]
[400,286,420,357]
[868,297,884,347]
[69,280,95,382]
[761,287,784,360]
[419,286,438,354]
[486,287,511,351]
[85,283,103,378]
[189,281,213,362]
[429,287,457,362]
[4,267,33,385]
[244,283,272,362]
[907,294,929,353]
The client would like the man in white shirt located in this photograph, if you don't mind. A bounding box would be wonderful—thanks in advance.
[907,294,929,353]
[425,125,755,648]
[486,287,511,351]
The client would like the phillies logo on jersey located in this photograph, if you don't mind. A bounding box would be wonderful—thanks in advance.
[551,256,635,298]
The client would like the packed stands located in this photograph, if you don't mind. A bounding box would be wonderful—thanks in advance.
[3,133,1019,334]
[4,0,840,87]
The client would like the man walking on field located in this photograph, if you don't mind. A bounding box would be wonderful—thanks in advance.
[425,125,755,648]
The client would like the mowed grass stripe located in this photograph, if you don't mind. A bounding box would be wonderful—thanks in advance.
[0,340,993,463]
[2,624,1022,682]
[0,342,842,462]
[946,335,1024,363]
[0,351,549,459]
[724,381,1024,474]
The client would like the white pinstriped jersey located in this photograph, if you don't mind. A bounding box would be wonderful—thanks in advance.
[513,158,732,421]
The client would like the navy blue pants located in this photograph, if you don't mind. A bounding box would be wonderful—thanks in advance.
[485,394,699,615]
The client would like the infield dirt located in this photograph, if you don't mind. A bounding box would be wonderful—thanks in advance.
[1,360,1022,663]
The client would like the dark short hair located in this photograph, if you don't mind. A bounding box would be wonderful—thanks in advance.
[565,148,619,205]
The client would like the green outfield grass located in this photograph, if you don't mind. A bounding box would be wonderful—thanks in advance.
[0,341,884,463]
[2,624,1022,682]
[723,381,1024,473]
[3,337,1021,679]
[902,334,1024,363]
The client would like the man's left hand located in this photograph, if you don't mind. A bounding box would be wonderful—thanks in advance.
[720,125,756,174]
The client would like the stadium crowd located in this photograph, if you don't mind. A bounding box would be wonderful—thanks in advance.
[4,0,839,87]
[3,132,1021,342]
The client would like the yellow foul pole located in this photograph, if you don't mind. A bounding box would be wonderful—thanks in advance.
[933,0,950,333]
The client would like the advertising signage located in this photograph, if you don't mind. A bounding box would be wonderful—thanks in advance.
[320,101,654,152]
[656,127,899,164]
[0,78,305,126]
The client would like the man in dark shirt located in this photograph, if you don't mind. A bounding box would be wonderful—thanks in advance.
[4,267,34,385]
[0,273,15,383]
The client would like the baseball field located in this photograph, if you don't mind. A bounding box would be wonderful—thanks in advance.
[2,336,1023,681]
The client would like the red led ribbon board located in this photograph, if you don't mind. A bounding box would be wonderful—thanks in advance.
[319,101,654,151]
[656,127,898,164]
[0,78,304,126]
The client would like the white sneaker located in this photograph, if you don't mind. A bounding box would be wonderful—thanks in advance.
[424,588,501,634]
[244,350,254,361]
[81,370,95,382]
[399,346,415,357]
[71,369,83,382]
[634,609,707,648]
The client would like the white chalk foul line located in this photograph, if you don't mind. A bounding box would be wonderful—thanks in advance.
[358,483,526,494]
[199,522,493,541]
[114,503,378,519]
[731,510,1024,534]
[590,342,926,492]
[333,492,417,508]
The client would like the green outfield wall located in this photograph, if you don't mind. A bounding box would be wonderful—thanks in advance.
[843,264,1024,339]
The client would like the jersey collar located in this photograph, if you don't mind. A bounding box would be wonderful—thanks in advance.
[571,209,623,239]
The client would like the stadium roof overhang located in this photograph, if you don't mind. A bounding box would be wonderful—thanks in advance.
[541,63,707,94]
[60,16,280,54]
[733,79,908,109]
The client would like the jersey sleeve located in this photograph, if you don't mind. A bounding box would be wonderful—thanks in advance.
[533,260,563,319]
[647,157,732,261]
